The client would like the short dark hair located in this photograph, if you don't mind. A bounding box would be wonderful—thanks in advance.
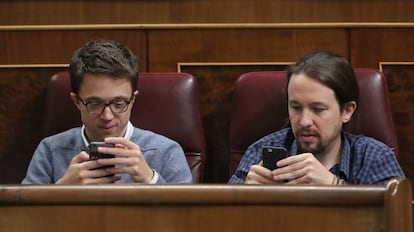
[69,39,138,94]
[287,51,359,110]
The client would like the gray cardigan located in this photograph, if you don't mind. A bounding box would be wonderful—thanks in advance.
[22,127,192,184]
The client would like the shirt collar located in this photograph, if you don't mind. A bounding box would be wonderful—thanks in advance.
[82,121,134,147]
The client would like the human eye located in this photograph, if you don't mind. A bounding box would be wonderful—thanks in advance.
[86,101,103,110]
[312,106,327,114]
[111,100,128,109]
[289,102,302,112]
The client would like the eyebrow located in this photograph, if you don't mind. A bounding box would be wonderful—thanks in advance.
[288,100,329,107]
[83,96,131,102]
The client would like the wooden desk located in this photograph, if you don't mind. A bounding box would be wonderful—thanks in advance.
[0,178,411,232]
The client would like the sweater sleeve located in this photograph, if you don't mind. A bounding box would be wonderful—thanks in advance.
[21,139,54,184]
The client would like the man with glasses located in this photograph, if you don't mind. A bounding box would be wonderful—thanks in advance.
[22,39,192,184]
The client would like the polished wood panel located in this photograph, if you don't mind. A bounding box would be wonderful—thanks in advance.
[1,0,414,25]
[148,29,348,71]
[0,178,411,232]
[0,30,148,69]
[350,29,414,68]
[0,206,381,232]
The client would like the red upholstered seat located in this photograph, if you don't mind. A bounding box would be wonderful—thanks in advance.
[43,71,206,183]
[229,68,398,177]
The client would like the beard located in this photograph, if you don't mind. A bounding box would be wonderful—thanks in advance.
[295,128,324,155]
[297,141,323,155]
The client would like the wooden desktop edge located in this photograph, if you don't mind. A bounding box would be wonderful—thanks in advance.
[0,178,411,232]
[0,178,409,206]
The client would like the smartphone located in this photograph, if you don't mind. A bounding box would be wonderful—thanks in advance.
[88,142,115,160]
[262,146,288,170]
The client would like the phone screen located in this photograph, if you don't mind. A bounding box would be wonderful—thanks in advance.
[262,146,287,170]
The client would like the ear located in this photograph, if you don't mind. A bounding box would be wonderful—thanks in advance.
[342,101,357,123]
[70,92,81,111]
[130,90,139,104]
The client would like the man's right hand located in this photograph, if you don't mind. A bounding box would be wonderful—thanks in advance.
[244,161,285,184]
[56,151,121,184]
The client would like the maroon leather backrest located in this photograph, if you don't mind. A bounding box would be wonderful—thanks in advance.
[342,69,398,155]
[228,71,288,176]
[229,68,399,176]
[42,71,206,183]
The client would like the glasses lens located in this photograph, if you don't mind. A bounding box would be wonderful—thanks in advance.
[86,102,105,114]
[81,98,130,115]
[109,101,129,113]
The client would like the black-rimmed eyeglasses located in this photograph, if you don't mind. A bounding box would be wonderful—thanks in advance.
[76,95,133,115]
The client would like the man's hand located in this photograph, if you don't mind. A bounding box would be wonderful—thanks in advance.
[96,137,154,183]
[56,151,121,184]
[272,153,335,185]
[244,161,284,184]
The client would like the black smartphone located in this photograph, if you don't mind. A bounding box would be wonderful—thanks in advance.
[262,146,288,170]
[88,142,115,160]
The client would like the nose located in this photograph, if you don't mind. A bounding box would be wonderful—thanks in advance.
[298,109,313,127]
[99,105,115,120]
